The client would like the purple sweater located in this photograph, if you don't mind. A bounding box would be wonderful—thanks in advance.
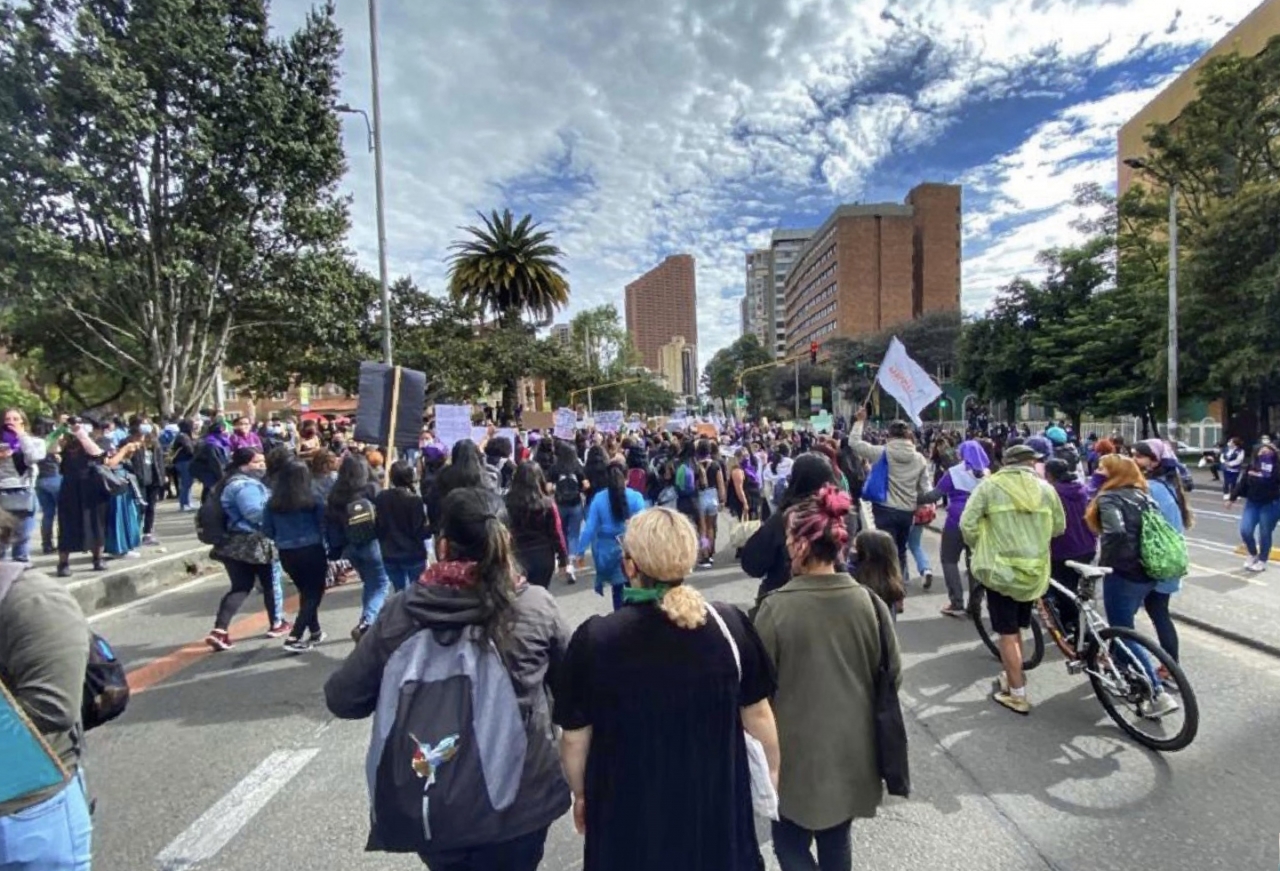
[1051,480,1097,560]
[936,466,982,531]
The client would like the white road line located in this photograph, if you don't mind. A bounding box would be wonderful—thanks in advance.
[155,748,319,871]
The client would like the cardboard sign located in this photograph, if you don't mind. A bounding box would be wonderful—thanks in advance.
[434,404,473,449]
[522,410,554,432]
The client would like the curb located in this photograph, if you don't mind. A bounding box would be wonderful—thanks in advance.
[918,519,1280,661]
[64,545,221,618]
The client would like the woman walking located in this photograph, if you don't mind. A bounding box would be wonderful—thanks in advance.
[375,460,428,591]
[124,418,167,546]
[1132,440,1193,671]
[171,420,197,512]
[1227,438,1280,573]
[325,486,571,870]
[555,507,779,871]
[506,462,569,588]
[204,448,288,651]
[575,464,646,610]
[549,440,587,574]
[852,529,906,619]
[755,485,901,871]
[924,440,991,618]
[263,459,329,653]
[328,453,391,641]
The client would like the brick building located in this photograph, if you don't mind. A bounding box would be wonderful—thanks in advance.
[782,183,961,355]
[624,254,697,371]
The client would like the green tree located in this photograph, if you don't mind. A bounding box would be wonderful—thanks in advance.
[701,335,772,416]
[448,210,570,415]
[0,0,353,416]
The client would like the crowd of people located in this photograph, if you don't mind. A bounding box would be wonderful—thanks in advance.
[5,397,1280,871]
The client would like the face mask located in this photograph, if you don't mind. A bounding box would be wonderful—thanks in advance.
[139,424,154,436]
[79,424,93,436]
[244,468,266,479]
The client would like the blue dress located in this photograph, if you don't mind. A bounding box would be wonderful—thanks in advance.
[105,475,142,556]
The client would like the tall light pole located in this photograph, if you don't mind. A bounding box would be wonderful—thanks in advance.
[1124,156,1178,442]
[338,0,392,366]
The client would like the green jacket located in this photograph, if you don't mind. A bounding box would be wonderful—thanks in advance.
[959,466,1066,602]
[754,573,901,830]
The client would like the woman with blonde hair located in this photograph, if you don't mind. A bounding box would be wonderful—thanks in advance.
[554,507,780,871]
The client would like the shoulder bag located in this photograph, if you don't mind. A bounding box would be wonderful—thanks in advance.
[706,603,778,820]
[867,589,910,797]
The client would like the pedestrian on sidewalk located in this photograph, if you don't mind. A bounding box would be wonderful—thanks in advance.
[555,506,779,871]
[0,408,46,563]
[55,423,110,577]
[123,417,166,547]
[263,459,328,653]
[36,435,61,556]
[754,485,900,871]
[375,461,428,592]
[204,447,290,651]
[171,420,197,512]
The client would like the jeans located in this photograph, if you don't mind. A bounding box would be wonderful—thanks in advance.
[1143,590,1179,662]
[558,502,584,553]
[0,511,34,562]
[347,539,391,626]
[0,771,92,871]
[1239,497,1280,563]
[1222,469,1239,496]
[871,504,913,579]
[279,544,327,636]
[36,476,61,551]
[939,524,966,608]
[174,460,194,509]
[421,824,548,871]
[906,523,931,576]
[772,816,852,871]
[383,556,426,592]
[1102,574,1161,688]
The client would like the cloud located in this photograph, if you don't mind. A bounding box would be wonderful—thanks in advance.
[269,0,1262,372]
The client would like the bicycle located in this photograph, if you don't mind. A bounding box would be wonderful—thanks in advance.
[966,549,1046,670]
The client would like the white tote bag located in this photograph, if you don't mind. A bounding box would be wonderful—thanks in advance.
[706,604,779,820]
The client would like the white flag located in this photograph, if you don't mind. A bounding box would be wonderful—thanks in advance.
[876,337,942,426]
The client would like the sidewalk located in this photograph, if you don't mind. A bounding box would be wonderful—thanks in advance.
[29,499,220,618]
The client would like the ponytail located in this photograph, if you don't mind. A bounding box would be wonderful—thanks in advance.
[659,583,708,630]
[438,487,517,645]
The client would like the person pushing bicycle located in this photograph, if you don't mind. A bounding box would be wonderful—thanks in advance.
[960,444,1065,715]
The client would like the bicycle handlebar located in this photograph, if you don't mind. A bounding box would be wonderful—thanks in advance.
[1065,560,1112,578]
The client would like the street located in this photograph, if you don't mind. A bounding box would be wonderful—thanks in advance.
[84,521,1279,871]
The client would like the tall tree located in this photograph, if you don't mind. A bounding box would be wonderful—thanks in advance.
[701,335,772,416]
[447,209,570,414]
[0,0,353,416]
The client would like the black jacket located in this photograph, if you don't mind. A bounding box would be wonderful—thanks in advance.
[741,512,791,600]
[374,487,428,563]
[1096,488,1154,584]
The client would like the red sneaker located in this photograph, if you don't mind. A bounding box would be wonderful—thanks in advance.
[265,620,292,639]
[205,629,234,652]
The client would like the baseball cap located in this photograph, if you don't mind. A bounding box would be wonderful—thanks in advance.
[1003,444,1039,465]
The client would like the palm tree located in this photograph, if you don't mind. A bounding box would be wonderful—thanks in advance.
[448,209,569,329]
[447,210,570,415]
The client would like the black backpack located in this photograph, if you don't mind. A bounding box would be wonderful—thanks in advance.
[82,632,129,731]
[189,442,225,480]
[554,471,580,505]
[347,497,378,545]
[195,480,230,546]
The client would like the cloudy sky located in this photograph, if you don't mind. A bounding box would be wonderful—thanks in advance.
[272,0,1260,368]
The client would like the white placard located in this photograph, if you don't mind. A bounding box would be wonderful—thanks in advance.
[470,426,489,444]
[434,405,472,449]
[596,410,625,434]
[554,408,576,440]
[496,428,517,445]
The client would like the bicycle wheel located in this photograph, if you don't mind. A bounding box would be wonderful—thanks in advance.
[971,589,1045,671]
[1086,626,1199,752]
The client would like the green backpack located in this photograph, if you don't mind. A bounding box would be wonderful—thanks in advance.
[1139,503,1188,580]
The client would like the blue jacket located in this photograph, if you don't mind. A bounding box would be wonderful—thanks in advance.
[1147,478,1186,594]
[262,499,326,551]
[576,488,647,588]
[222,475,268,534]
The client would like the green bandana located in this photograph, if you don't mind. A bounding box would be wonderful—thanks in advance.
[621,582,676,605]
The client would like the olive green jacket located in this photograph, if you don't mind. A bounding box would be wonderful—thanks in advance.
[754,572,901,830]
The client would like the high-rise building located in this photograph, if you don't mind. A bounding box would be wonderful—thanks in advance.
[742,249,772,346]
[624,254,697,371]
[550,323,572,347]
[768,231,814,358]
[782,183,961,355]
[658,335,696,397]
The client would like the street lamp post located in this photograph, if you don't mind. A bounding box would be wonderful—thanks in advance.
[1124,156,1178,442]
[338,0,392,367]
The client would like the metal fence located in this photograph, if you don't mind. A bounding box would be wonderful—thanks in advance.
[1019,418,1223,450]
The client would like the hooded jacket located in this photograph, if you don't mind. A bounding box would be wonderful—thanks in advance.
[1050,479,1096,561]
[927,440,990,531]
[324,562,571,846]
[849,423,930,514]
[960,465,1066,602]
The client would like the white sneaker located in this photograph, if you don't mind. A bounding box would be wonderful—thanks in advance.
[1246,560,1267,574]
[1140,692,1180,719]
[1243,557,1260,571]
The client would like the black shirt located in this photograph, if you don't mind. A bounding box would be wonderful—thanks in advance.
[373,487,427,563]
[553,601,775,871]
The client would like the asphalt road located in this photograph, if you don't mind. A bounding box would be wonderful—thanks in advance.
[84,528,1278,871]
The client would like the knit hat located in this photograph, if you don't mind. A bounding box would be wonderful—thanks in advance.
[1003,444,1039,465]
[1045,426,1068,446]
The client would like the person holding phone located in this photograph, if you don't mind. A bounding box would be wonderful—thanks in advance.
[0,408,48,563]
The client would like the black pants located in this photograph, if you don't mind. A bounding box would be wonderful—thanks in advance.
[142,487,161,536]
[772,816,852,871]
[280,544,328,635]
[215,559,279,630]
[517,545,556,588]
[421,825,548,871]
[872,503,914,578]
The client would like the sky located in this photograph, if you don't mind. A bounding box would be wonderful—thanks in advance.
[271,0,1262,371]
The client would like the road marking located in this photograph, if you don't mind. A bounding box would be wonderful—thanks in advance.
[88,573,225,624]
[155,748,319,871]
[1188,562,1265,586]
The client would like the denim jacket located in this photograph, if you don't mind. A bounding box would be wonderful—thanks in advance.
[262,500,326,551]
[221,475,267,534]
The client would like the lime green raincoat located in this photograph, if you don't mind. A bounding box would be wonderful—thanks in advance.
[959,466,1066,602]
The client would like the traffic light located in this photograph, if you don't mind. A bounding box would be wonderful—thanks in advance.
[855,360,867,372]
[809,341,818,365]
[939,398,949,409]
